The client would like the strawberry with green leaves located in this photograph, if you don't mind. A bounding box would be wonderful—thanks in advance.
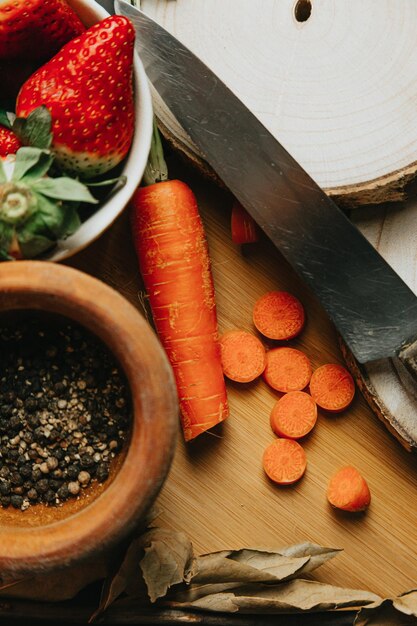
[16,16,136,179]
[0,147,97,259]
[0,0,85,61]
[0,126,21,157]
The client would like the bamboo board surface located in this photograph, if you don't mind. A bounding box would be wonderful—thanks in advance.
[68,154,417,603]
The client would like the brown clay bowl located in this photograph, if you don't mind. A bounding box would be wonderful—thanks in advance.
[0,261,178,578]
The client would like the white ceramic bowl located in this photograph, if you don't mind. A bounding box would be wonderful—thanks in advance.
[45,0,153,261]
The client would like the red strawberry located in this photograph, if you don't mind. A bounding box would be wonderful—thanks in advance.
[16,16,135,178]
[0,126,21,157]
[0,0,85,61]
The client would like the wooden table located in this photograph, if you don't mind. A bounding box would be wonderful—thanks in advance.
[69,151,417,603]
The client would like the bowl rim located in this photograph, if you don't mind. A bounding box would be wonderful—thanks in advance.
[45,0,154,262]
[0,261,178,576]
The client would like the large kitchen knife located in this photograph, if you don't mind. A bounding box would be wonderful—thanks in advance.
[116,0,417,366]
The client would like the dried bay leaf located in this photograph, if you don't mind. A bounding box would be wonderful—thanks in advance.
[171,579,382,614]
[181,543,341,600]
[170,581,250,603]
[90,507,166,621]
[139,527,197,602]
[89,537,148,623]
[278,542,342,575]
[355,600,417,625]
[192,552,311,584]
[393,590,417,617]
[92,526,197,616]
[194,543,341,582]
[85,526,378,622]
[358,591,417,625]
[167,538,344,605]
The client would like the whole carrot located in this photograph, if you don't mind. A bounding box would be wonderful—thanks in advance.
[131,122,228,441]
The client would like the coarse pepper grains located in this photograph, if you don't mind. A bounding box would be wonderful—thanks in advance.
[0,314,131,510]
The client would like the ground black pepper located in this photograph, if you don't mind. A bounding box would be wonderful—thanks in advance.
[0,314,131,510]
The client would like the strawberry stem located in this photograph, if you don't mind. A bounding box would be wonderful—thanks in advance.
[0,183,35,225]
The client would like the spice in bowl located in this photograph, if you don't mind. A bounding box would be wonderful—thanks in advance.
[0,313,131,510]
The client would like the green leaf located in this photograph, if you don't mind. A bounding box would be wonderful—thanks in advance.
[16,194,81,259]
[19,152,53,183]
[30,193,65,238]
[0,222,14,260]
[31,192,81,239]
[59,205,81,237]
[33,177,98,204]
[12,147,50,182]
[17,228,55,259]
[0,109,12,130]
[16,198,60,257]
[0,159,6,184]
[13,106,52,149]
[0,249,13,261]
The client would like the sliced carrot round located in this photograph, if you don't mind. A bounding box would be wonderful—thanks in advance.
[309,364,355,412]
[327,466,371,512]
[264,347,312,393]
[270,391,317,439]
[262,438,307,485]
[253,291,305,340]
[220,329,266,383]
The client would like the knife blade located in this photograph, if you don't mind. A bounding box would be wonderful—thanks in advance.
[116,0,417,365]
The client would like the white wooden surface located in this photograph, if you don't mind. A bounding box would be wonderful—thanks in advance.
[142,0,417,204]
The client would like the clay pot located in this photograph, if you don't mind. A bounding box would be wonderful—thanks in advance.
[0,261,178,578]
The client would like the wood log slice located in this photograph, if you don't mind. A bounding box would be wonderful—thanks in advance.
[141,0,417,206]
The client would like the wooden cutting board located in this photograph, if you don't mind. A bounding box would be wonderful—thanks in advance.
[68,153,417,603]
